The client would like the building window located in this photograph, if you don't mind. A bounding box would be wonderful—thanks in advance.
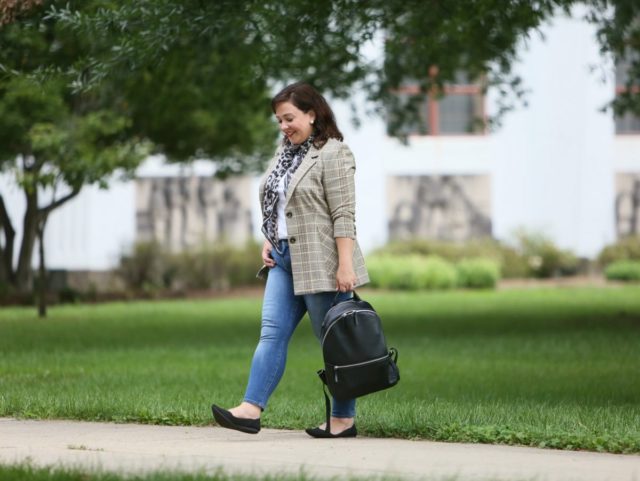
[615,56,640,134]
[391,71,486,136]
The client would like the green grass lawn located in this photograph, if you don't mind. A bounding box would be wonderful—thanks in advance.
[1,287,639,453]
[0,464,381,481]
[0,464,516,481]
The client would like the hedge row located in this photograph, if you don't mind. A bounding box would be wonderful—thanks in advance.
[374,232,580,279]
[604,260,640,282]
[118,241,263,294]
[366,255,500,290]
[598,236,640,266]
[85,234,640,296]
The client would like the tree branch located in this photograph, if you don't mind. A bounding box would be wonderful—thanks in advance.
[38,186,82,217]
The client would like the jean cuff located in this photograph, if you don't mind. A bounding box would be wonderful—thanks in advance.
[243,398,266,412]
[331,409,356,418]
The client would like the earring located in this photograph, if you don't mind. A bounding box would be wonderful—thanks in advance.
[310,120,314,125]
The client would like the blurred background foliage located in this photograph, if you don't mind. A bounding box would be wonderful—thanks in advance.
[25,232,635,306]
[2,0,640,304]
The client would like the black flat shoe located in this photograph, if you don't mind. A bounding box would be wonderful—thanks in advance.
[305,424,357,438]
[211,404,261,434]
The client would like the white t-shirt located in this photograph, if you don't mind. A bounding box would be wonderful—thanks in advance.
[277,174,288,240]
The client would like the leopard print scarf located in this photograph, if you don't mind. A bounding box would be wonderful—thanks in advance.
[261,135,315,254]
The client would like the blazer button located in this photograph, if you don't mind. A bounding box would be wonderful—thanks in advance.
[289,237,296,244]
[286,212,292,218]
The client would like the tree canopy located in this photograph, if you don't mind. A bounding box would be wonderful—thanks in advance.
[0,0,277,295]
[33,0,640,135]
[0,3,148,292]
[1,0,639,297]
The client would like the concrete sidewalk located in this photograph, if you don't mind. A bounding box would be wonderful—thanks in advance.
[0,418,638,481]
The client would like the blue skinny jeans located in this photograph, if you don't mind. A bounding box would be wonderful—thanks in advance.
[243,240,356,418]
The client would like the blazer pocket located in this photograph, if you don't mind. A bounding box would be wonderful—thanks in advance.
[317,224,338,274]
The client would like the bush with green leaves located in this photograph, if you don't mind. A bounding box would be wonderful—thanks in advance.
[367,254,459,290]
[372,238,528,278]
[511,229,580,278]
[118,241,262,293]
[456,258,501,289]
[597,236,640,267]
[117,241,170,293]
[604,260,640,282]
[414,255,458,289]
[173,242,263,290]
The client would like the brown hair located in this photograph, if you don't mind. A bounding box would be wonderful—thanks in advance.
[271,82,343,148]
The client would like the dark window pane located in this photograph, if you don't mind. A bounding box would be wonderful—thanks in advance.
[439,94,481,134]
[615,110,640,133]
[615,53,639,86]
[387,93,429,136]
[614,54,640,134]
[615,57,631,85]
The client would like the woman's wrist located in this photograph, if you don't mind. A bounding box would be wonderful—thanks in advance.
[338,258,354,268]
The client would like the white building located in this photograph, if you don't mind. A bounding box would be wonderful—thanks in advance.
[2,9,639,276]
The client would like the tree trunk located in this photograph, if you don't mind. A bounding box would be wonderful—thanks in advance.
[15,190,39,293]
[14,179,81,294]
[37,216,47,318]
[0,195,16,285]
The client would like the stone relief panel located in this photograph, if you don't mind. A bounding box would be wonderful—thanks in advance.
[136,176,253,251]
[615,172,640,237]
[387,175,492,241]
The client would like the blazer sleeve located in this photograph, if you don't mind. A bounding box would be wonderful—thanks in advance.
[322,143,357,239]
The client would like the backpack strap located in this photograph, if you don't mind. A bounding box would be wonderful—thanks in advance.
[317,369,331,434]
[390,347,398,363]
[330,290,359,306]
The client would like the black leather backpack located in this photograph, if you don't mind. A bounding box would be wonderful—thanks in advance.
[316,292,399,417]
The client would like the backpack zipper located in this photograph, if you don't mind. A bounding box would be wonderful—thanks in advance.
[321,309,377,346]
[333,353,390,383]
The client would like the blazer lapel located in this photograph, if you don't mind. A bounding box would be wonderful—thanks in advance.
[285,145,319,208]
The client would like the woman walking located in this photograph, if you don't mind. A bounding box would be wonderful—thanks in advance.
[211,82,369,438]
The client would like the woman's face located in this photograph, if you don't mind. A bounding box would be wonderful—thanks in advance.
[274,101,315,145]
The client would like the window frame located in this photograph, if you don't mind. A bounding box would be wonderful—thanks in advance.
[394,81,487,137]
[614,58,640,136]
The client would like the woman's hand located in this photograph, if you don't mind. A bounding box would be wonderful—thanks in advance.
[335,237,356,292]
[262,240,276,267]
[336,264,357,292]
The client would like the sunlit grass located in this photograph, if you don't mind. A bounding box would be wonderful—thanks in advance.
[1,287,639,452]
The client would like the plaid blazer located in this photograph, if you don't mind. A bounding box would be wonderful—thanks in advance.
[257,138,370,295]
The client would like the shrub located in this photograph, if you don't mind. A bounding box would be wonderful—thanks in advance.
[172,248,228,290]
[173,241,262,290]
[117,241,169,291]
[366,254,457,290]
[512,229,579,278]
[57,286,80,304]
[497,245,530,279]
[598,236,640,267]
[604,260,640,282]
[227,241,264,287]
[366,255,411,289]
[379,239,462,259]
[415,256,458,289]
[118,240,262,292]
[456,258,501,289]
[371,237,530,279]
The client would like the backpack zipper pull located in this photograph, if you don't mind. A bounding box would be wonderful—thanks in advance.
[334,368,339,383]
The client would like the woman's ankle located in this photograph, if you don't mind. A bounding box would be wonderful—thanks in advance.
[230,402,262,419]
[330,417,354,428]
[241,402,262,417]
